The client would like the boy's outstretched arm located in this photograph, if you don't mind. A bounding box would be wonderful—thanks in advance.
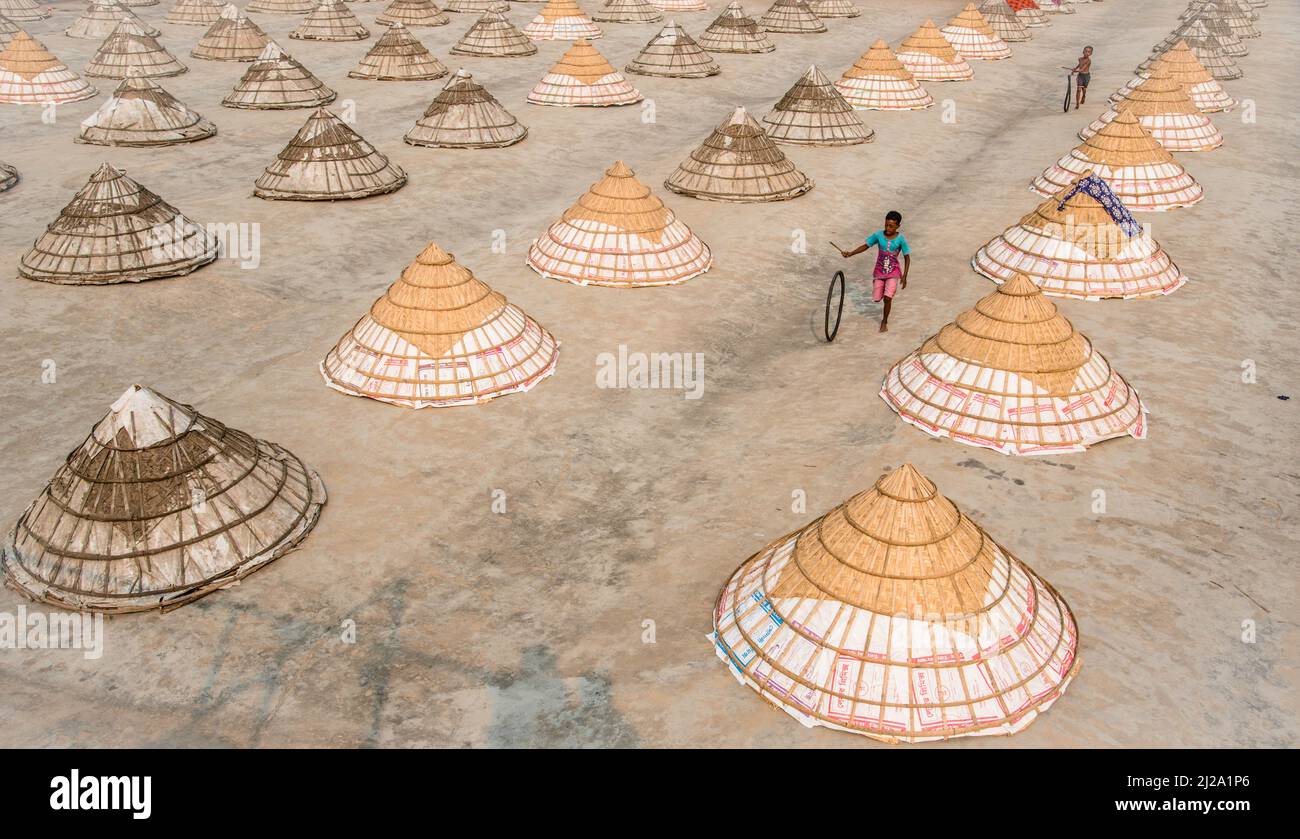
[839,243,870,258]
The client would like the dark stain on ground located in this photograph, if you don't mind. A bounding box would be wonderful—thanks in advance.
[957,457,1025,485]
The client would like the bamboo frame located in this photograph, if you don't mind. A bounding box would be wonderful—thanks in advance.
[665,105,813,202]
[85,18,188,79]
[255,108,407,200]
[527,39,641,107]
[697,2,773,54]
[290,1,371,41]
[223,41,336,109]
[522,0,602,41]
[451,10,537,56]
[763,64,873,146]
[1121,40,1236,113]
[1079,70,1222,153]
[758,0,824,34]
[66,1,160,40]
[191,5,270,62]
[592,0,661,23]
[405,68,527,148]
[897,20,974,81]
[351,23,447,79]
[625,21,719,79]
[78,74,217,146]
[0,31,98,104]
[164,0,223,26]
[942,3,1012,60]
[807,0,858,19]
[978,0,1029,41]
[376,0,451,27]
[834,39,933,111]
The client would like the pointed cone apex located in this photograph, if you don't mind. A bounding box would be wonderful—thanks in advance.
[978,0,1029,41]
[1147,20,1241,81]
[808,0,857,17]
[527,39,641,106]
[321,243,559,408]
[165,0,224,26]
[763,64,873,145]
[351,23,448,79]
[192,5,270,61]
[712,461,1080,742]
[0,31,98,103]
[78,74,217,146]
[625,22,719,78]
[527,160,712,287]
[898,19,973,80]
[291,1,371,41]
[451,10,536,56]
[1,385,326,613]
[523,0,602,41]
[0,0,51,22]
[1126,39,1237,110]
[255,109,407,200]
[1080,69,1222,152]
[835,39,933,110]
[66,1,160,40]
[758,0,825,33]
[942,3,1012,59]
[404,69,526,148]
[665,106,813,202]
[592,0,662,24]
[223,41,336,109]
[85,18,187,80]
[376,0,450,27]
[698,2,773,53]
[247,0,316,13]
[20,164,217,284]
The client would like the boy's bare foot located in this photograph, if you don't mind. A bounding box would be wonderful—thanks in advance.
[879,321,889,333]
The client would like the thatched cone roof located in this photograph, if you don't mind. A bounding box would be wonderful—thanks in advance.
[1080,69,1222,153]
[165,0,223,26]
[665,106,812,202]
[451,10,536,56]
[972,179,1187,299]
[625,21,718,78]
[898,19,973,81]
[19,163,217,284]
[527,39,640,106]
[255,108,408,200]
[758,0,824,33]
[522,0,602,40]
[942,3,1011,59]
[445,0,509,11]
[0,160,16,192]
[1007,0,1049,27]
[1120,40,1235,113]
[377,0,450,26]
[0,31,98,103]
[351,23,447,78]
[192,5,270,61]
[711,462,1080,743]
[320,242,560,408]
[1183,0,1260,38]
[85,19,187,80]
[222,41,335,109]
[291,1,371,40]
[66,1,159,40]
[247,0,316,13]
[404,68,526,148]
[979,0,1029,41]
[697,2,772,53]
[2,385,326,614]
[807,0,857,18]
[763,64,872,145]
[592,0,661,24]
[1033,110,1202,211]
[0,0,49,22]
[1145,20,1240,81]
[882,276,1146,456]
[1162,7,1246,57]
[78,73,217,146]
[835,39,933,110]
[527,160,712,287]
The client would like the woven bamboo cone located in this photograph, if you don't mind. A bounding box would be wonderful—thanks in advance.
[20,163,217,283]
[653,0,706,11]
[78,73,217,146]
[712,462,1080,743]
[1117,40,1235,113]
[527,160,712,287]
[522,0,601,40]
[0,161,16,192]
[247,0,316,13]
[1006,0,1049,27]
[85,18,187,79]
[67,1,160,40]
[897,20,973,81]
[979,0,1029,41]
[1032,110,1202,211]
[972,180,1187,300]
[1184,0,1260,39]
[1144,20,1240,82]
[527,39,640,106]
[451,10,536,56]
[758,0,824,34]
[445,0,509,12]
[625,21,718,78]
[376,0,450,27]
[807,0,857,18]
[763,64,873,145]
[255,108,407,199]
[835,40,933,111]
[1080,69,1222,153]
[697,2,772,54]
[0,0,49,22]
[192,5,270,61]
[223,41,335,109]
[351,22,447,78]
[592,0,661,24]
[405,68,526,147]
[942,3,1011,60]
[321,242,559,408]
[291,1,371,41]
[2,385,326,614]
[665,105,813,202]
[164,0,223,26]
[1161,8,1246,57]
[0,31,98,103]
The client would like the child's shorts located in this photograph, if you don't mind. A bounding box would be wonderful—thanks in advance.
[872,276,898,302]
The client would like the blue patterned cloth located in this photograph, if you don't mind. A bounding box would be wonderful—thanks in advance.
[1058,174,1143,238]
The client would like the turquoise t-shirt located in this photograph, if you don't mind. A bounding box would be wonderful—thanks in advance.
[866,231,910,255]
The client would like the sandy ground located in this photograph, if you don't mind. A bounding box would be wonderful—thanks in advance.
[0,0,1295,748]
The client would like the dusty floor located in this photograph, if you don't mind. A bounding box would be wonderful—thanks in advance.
[0,0,1296,747]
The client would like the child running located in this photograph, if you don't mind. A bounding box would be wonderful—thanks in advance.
[1065,46,1093,110]
[838,211,911,333]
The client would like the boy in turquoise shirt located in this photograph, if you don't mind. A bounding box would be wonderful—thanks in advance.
[839,211,911,333]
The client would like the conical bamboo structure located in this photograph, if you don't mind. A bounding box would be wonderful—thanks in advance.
[66,1,160,40]
[527,160,712,287]
[2,385,327,614]
[711,463,1080,743]
[1006,0,1048,27]
[164,0,223,26]
[290,1,371,40]
[979,0,1029,41]
[223,41,335,109]
[898,20,973,81]
[1161,8,1246,57]
[1032,110,1202,211]
[527,39,640,106]
[404,68,526,147]
[881,276,1146,456]
[1144,20,1240,81]
[19,163,217,284]
[351,22,447,78]
[942,3,1012,60]
[758,0,824,34]
[625,21,718,78]
[84,18,187,79]
[246,0,316,13]
[78,73,217,146]
[807,0,857,18]
[592,0,661,24]
[255,108,407,200]
[665,106,813,202]
[1118,40,1235,113]
[445,0,509,12]
[652,0,706,11]
[1080,69,1222,153]
[1184,0,1260,39]
[763,64,873,145]
[0,160,16,192]
[376,0,450,26]
[320,243,559,408]
[0,16,17,49]
[972,179,1187,300]
[697,2,772,53]
[0,0,50,22]
[834,39,933,110]
[450,10,536,56]
[191,5,270,61]
[0,31,98,103]
[522,0,601,40]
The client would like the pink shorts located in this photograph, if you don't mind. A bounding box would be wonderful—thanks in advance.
[872,276,898,302]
